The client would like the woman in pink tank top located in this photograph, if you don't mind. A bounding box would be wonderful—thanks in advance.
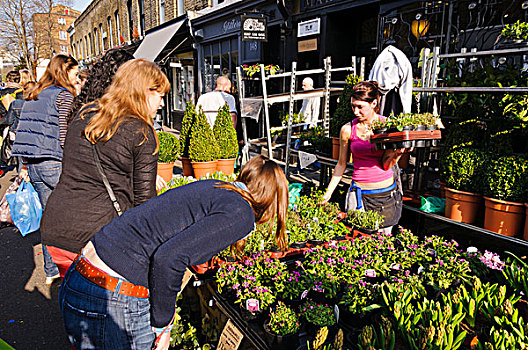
[322,81,411,231]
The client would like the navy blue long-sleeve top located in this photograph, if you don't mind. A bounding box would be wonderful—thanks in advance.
[91,179,255,327]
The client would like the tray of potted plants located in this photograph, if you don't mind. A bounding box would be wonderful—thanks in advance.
[212,216,528,349]
[370,113,441,149]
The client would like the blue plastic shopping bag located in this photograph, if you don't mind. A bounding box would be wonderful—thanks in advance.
[6,181,42,236]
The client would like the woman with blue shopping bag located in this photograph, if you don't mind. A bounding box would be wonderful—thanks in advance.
[12,54,79,284]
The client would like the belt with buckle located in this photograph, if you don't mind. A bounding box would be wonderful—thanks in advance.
[75,256,149,298]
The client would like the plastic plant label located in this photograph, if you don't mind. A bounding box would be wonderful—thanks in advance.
[301,290,309,299]
[217,320,243,350]
[246,298,260,312]
[390,263,401,270]
[466,246,478,254]
[365,269,377,278]
[417,265,424,274]
[334,304,340,323]
[313,286,324,293]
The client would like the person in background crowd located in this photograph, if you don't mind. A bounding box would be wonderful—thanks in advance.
[67,48,134,124]
[59,155,288,350]
[0,70,22,119]
[11,54,79,284]
[74,68,88,95]
[196,76,237,128]
[18,69,32,92]
[300,77,321,128]
[40,59,168,277]
[2,81,37,171]
[6,81,36,133]
[322,81,408,233]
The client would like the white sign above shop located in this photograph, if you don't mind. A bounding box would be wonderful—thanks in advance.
[298,18,321,37]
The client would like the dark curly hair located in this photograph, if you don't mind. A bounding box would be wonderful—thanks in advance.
[68,48,134,123]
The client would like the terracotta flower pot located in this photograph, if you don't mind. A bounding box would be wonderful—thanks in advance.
[445,187,482,224]
[484,197,525,237]
[331,137,340,160]
[157,162,174,182]
[180,156,193,177]
[216,158,236,175]
[191,160,217,179]
[524,203,528,241]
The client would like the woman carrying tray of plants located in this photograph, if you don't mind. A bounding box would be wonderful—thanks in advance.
[322,81,409,232]
[39,59,169,277]
[59,155,289,350]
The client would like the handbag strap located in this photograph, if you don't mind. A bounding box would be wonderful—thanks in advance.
[91,143,123,216]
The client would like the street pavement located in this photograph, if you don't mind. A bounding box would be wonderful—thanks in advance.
[0,169,71,350]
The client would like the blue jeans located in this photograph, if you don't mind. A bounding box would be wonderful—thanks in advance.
[59,261,155,349]
[27,160,61,277]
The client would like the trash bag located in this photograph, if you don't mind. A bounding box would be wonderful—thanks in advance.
[419,196,445,214]
[6,180,42,236]
[0,175,23,224]
[288,183,303,209]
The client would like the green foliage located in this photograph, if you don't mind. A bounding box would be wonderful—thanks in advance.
[278,111,304,126]
[169,294,211,350]
[157,131,179,163]
[189,107,219,162]
[267,301,300,336]
[484,155,528,202]
[501,20,528,41]
[241,64,280,77]
[502,252,528,297]
[180,102,196,158]
[300,125,332,154]
[213,103,238,159]
[301,300,337,327]
[347,209,385,230]
[331,82,355,137]
[358,316,395,350]
[440,148,487,193]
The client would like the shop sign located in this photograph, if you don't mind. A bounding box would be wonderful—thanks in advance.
[241,15,267,42]
[298,38,318,52]
[217,320,243,350]
[223,18,241,34]
[298,18,320,37]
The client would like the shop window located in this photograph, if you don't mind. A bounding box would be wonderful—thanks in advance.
[159,0,165,24]
[172,65,194,111]
[108,16,114,47]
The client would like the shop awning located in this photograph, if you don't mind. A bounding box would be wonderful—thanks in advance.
[134,18,186,61]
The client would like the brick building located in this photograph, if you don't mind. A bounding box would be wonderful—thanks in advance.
[32,5,80,59]
[70,0,212,62]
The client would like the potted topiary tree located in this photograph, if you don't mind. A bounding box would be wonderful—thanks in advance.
[157,131,179,182]
[213,103,238,175]
[179,102,196,177]
[483,155,528,237]
[440,148,487,224]
[189,106,219,179]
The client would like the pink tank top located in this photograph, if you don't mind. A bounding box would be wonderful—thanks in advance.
[350,116,393,183]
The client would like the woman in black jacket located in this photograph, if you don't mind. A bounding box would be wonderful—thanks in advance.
[40,59,170,276]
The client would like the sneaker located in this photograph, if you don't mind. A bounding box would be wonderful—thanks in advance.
[45,274,60,285]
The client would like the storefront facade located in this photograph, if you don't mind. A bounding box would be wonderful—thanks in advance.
[191,0,288,93]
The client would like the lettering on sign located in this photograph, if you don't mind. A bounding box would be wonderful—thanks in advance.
[298,38,318,52]
[217,320,244,350]
[302,0,339,10]
[223,18,241,33]
[298,18,321,37]
[241,15,267,42]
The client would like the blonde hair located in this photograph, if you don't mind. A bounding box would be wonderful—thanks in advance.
[83,59,170,148]
[19,69,31,86]
[217,155,289,256]
[27,54,78,100]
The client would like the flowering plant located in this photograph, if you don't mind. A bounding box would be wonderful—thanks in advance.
[241,64,280,77]
[301,300,336,327]
[267,302,300,336]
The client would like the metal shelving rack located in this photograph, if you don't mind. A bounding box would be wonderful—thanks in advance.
[236,57,363,177]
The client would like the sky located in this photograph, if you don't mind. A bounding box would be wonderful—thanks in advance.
[73,0,92,12]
